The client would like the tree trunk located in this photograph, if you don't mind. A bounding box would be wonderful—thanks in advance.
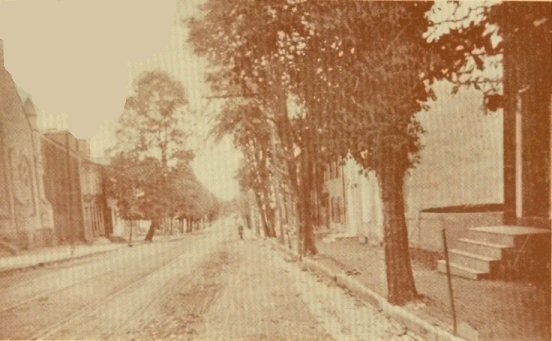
[262,208,276,238]
[144,219,159,242]
[253,194,263,235]
[259,192,277,238]
[266,63,318,253]
[266,205,277,237]
[376,161,418,306]
[299,152,318,256]
[244,213,252,230]
[269,64,300,220]
[255,193,272,237]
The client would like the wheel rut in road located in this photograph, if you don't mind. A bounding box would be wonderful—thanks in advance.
[0,241,194,339]
[40,232,227,340]
[117,247,239,340]
[124,238,335,341]
[0,230,227,340]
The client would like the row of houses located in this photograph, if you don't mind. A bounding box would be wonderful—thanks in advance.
[0,41,146,251]
[41,131,113,244]
[245,83,508,250]
[243,79,550,279]
[322,84,551,250]
[320,87,507,251]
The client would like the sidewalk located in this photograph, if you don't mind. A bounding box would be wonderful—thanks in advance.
[0,233,188,275]
[270,234,550,341]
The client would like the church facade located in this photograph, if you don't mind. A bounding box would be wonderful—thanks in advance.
[0,42,55,250]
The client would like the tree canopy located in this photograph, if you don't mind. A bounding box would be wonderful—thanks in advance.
[108,70,217,239]
[187,0,452,305]
[286,1,436,305]
[114,70,193,166]
[424,1,551,111]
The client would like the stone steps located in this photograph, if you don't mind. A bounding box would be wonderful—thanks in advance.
[436,261,487,280]
[456,238,507,259]
[0,240,19,256]
[447,249,499,272]
[438,225,550,280]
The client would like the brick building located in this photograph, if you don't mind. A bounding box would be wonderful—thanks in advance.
[41,131,111,243]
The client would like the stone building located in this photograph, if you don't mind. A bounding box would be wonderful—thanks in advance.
[0,41,55,250]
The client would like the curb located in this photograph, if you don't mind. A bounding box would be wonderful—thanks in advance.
[0,245,126,277]
[0,240,19,256]
[0,234,190,277]
[262,236,467,341]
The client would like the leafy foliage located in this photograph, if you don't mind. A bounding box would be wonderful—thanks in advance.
[424,1,551,111]
[286,1,438,304]
[188,0,444,304]
[106,155,169,220]
[286,1,435,175]
[113,70,192,166]
[107,70,218,230]
[211,98,278,237]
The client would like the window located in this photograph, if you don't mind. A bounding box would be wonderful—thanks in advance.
[330,196,344,223]
[327,160,342,180]
[336,197,344,223]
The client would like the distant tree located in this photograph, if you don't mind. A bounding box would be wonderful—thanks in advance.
[110,70,195,241]
[106,155,168,220]
[106,156,217,235]
[211,100,277,237]
[235,159,276,237]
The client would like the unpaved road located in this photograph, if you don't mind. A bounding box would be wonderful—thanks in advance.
[0,219,424,340]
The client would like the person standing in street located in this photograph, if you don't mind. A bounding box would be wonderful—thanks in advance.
[234,214,244,240]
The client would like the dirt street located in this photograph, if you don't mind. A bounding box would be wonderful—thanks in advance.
[0,221,423,340]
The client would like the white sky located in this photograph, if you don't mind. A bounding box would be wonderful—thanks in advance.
[0,0,504,202]
[0,0,243,201]
[122,0,244,202]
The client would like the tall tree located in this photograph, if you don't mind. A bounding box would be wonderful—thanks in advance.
[111,70,195,241]
[188,0,442,305]
[188,0,322,255]
[283,1,437,305]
